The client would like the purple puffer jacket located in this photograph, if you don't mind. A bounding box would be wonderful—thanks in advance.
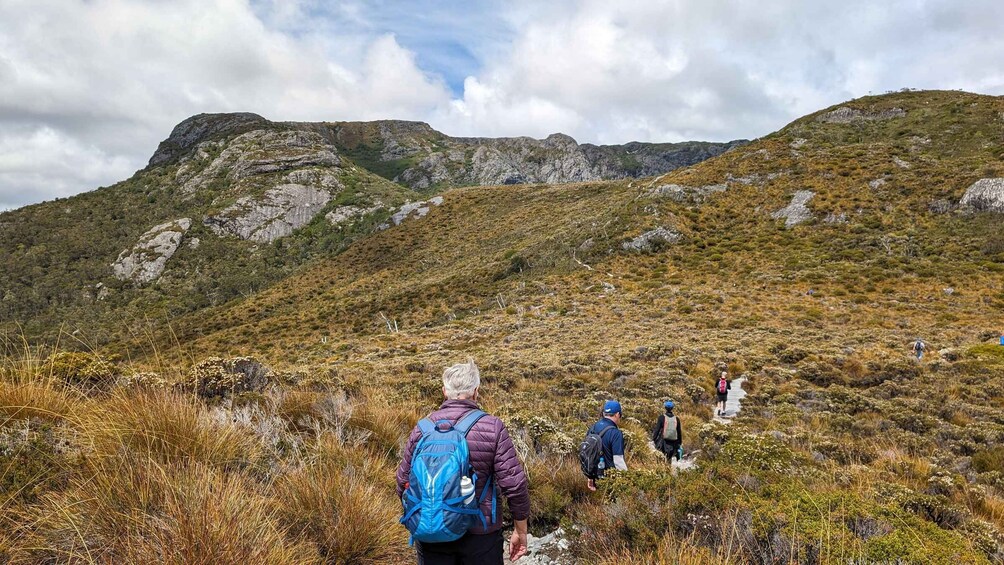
[396,399,530,535]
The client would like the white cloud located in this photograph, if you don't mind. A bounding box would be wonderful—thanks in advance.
[0,124,134,209]
[2,0,1004,209]
[435,0,1004,143]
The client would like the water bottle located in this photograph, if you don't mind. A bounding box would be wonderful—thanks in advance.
[460,476,475,506]
[598,456,606,471]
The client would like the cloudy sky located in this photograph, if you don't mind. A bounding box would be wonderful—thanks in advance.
[2,0,1003,210]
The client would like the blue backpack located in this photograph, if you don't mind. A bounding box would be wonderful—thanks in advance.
[400,409,497,544]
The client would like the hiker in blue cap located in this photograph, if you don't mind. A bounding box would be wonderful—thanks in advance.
[651,400,683,464]
[578,400,628,491]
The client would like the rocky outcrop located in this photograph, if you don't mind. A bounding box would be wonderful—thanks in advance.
[327,119,746,190]
[646,183,727,203]
[382,196,445,229]
[112,218,191,283]
[148,113,268,167]
[205,185,332,242]
[325,204,382,227]
[816,107,906,124]
[960,178,1004,213]
[462,134,596,186]
[772,190,815,227]
[622,227,681,251]
[176,130,341,196]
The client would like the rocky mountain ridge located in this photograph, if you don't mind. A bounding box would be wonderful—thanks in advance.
[151,113,747,191]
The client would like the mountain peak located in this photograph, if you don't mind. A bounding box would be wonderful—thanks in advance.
[148,112,268,168]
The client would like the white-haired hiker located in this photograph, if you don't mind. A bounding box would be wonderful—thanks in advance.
[396,359,530,564]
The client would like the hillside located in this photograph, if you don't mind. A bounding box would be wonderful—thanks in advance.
[0,114,741,344]
[2,90,1004,564]
[0,114,418,343]
[161,90,1004,364]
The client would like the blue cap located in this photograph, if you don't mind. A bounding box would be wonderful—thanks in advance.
[664,400,675,409]
[602,400,622,415]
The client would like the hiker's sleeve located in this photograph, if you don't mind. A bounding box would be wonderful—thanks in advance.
[395,426,421,497]
[613,453,628,471]
[677,417,683,442]
[495,423,530,521]
[651,416,662,443]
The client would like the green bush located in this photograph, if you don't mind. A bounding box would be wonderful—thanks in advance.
[186,357,273,399]
[48,351,117,388]
[972,448,1004,474]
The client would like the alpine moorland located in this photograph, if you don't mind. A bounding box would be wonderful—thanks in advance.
[1,89,1003,564]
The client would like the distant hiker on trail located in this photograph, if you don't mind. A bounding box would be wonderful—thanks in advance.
[579,400,627,492]
[715,371,731,416]
[651,400,683,463]
[913,338,927,360]
[396,359,530,564]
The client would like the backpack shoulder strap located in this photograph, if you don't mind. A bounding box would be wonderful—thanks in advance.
[598,424,615,439]
[454,409,487,436]
[417,418,436,436]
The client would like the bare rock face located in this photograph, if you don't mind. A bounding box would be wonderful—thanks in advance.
[960,178,1004,213]
[204,184,332,243]
[112,218,191,283]
[398,150,464,189]
[382,196,445,228]
[772,190,816,227]
[646,183,727,203]
[148,113,267,167]
[177,129,340,196]
[459,134,596,186]
[816,107,906,124]
[325,204,382,227]
[622,227,682,251]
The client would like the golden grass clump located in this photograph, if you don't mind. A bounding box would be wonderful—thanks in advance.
[0,380,78,424]
[81,389,260,469]
[274,439,409,564]
[19,457,317,564]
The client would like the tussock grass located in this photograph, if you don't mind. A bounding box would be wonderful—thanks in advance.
[21,457,317,564]
[82,389,260,469]
[274,439,409,564]
[0,380,78,424]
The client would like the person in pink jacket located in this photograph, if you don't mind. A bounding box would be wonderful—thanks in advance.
[396,359,531,564]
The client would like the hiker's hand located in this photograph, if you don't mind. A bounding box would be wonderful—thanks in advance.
[510,520,528,561]
[587,478,596,491]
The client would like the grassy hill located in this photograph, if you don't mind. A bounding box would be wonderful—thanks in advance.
[0,115,417,344]
[1,90,1004,563]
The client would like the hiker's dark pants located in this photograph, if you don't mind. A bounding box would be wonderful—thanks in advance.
[416,530,503,565]
[663,440,682,461]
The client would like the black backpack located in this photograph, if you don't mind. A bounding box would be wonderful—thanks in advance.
[579,425,614,479]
